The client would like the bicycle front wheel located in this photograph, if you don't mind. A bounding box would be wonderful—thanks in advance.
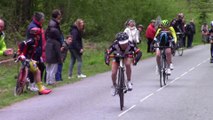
[14,68,27,96]
[118,68,125,110]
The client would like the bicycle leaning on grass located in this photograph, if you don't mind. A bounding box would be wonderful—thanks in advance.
[13,53,36,96]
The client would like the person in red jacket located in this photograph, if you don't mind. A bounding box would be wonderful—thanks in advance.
[145,20,156,53]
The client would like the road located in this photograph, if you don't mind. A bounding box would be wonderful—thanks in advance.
[0,44,213,120]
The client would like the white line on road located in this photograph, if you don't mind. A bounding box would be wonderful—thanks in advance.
[140,93,154,102]
[118,105,136,117]
[188,67,195,72]
[117,58,208,118]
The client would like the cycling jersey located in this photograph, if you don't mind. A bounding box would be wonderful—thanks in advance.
[18,38,39,60]
[155,27,177,43]
[105,40,142,64]
[154,31,173,47]
[0,32,6,56]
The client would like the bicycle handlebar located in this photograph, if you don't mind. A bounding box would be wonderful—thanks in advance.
[109,54,134,59]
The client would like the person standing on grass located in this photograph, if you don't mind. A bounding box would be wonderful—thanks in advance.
[0,19,13,56]
[68,19,86,79]
[145,20,156,53]
[46,9,64,82]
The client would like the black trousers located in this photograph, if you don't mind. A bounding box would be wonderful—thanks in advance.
[147,38,153,53]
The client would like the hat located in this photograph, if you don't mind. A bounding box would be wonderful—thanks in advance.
[34,12,45,22]
[151,20,156,23]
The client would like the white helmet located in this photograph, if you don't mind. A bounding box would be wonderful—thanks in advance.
[211,21,213,26]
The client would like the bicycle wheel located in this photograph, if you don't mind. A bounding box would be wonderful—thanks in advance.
[14,68,27,96]
[118,68,125,110]
[159,55,164,87]
[163,57,167,86]
[177,41,183,56]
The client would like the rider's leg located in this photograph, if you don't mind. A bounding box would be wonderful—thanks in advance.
[210,43,213,63]
[156,49,161,67]
[34,69,45,91]
[125,58,132,81]
[165,48,172,67]
[111,62,118,86]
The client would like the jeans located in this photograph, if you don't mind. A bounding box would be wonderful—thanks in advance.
[69,49,82,77]
[55,63,63,81]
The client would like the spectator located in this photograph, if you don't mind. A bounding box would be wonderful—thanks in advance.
[46,9,64,82]
[124,19,140,45]
[0,19,13,56]
[61,35,72,62]
[185,19,196,48]
[45,27,62,85]
[26,12,46,92]
[57,35,72,81]
[201,22,209,43]
[145,20,156,53]
[68,19,86,79]
[137,24,144,43]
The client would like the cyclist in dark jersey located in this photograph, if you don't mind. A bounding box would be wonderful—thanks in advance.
[105,32,142,96]
[209,21,213,63]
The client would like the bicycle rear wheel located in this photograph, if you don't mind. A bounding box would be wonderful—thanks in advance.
[159,56,164,87]
[177,41,183,56]
[118,68,125,110]
[163,58,167,86]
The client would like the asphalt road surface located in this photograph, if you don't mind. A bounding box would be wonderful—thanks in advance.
[0,44,212,120]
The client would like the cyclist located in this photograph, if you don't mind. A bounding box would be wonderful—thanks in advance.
[105,32,142,96]
[170,13,185,33]
[154,20,176,75]
[209,21,213,63]
[0,19,13,56]
[18,28,52,95]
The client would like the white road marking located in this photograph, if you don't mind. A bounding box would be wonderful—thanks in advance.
[118,105,136,117]
[140,93,154,102]
[117,59,208,118]
[188,67,195,72]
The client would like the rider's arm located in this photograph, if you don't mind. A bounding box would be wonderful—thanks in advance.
[104,41,117,65]
[169,27,177,43]
[132,45,142,65]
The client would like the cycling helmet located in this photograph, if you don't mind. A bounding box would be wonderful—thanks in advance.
[116,32,129,45]
[161,20,169,27]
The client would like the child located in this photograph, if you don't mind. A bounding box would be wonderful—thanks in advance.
[56,35,73,80]
[61,35,73,62]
